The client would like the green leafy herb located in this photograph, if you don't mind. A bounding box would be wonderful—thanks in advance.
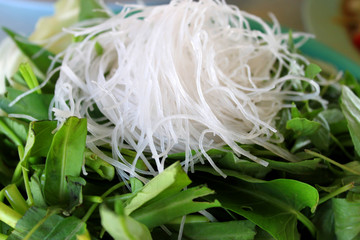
[7,207,88,240]
[332,198,360,240]
[2,28,59,77]
[100,202,152,240]
[43,117,87,211]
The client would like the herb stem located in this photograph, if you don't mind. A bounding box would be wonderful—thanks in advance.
[4,184,29,215]
[0,119,23,147]
[82,181,127,222]
[319,182,354,205]
[84,196,103,203]
[11,161,23,184]
[0,189,4,202]
[305,149,360,175]
[17,146,34,206]
[0,202,22,228]
[297,211,316,238]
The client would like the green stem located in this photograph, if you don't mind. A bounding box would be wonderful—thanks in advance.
[0,119,32,205]
[19,62,41,94]
[17,146,34,206]
[297,211,317,238]
[84,195,103,203]
[82,182,127,222]
[0,189,4,202]
[319,182,354,205]
[11,161,23,184]
[4,184,29,215]
[305,149,360,175]
[0,119,23,147]
[22,168,34,206]
[0,202,22,228]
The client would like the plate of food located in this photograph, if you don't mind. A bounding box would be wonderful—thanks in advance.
[0,0,360,239]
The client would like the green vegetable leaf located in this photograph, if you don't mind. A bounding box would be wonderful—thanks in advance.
[43,117,87,210]
[2,28,59,76]
[79,0,110,21]
[290,103,301,118]
[305,63,322,79]
[286,117,321,137]
[130,178,144,193]
[309,117,330,151]
[65,176,86,213]
[130,186,221,229]
[23,120,57,160]
[312,201,336,240]
[124,162,191,215]
[29,172,47,208]
[8,207,89,240]
[19,62,41,93]
[0,88,53,121]
[195,175,319,240]
[332,198,360,240]
[318,109,347,135]
[340,86,360,156]
[100,203,152,240]
[171,220,256,240]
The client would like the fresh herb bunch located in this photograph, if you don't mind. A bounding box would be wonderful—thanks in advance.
[1,1,360,240]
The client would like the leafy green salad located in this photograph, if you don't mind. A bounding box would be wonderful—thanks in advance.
[0,0,360,239]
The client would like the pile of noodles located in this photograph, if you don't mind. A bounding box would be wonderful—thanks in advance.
[51,0,322,180]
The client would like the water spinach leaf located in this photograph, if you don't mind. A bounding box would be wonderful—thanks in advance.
[195,175,319,240]
[0,87,53,121]
[130,186,220,229]
[7,207,89,240]
[124,162,191,215]
[43,117,87,210]
[286,118,321,137]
